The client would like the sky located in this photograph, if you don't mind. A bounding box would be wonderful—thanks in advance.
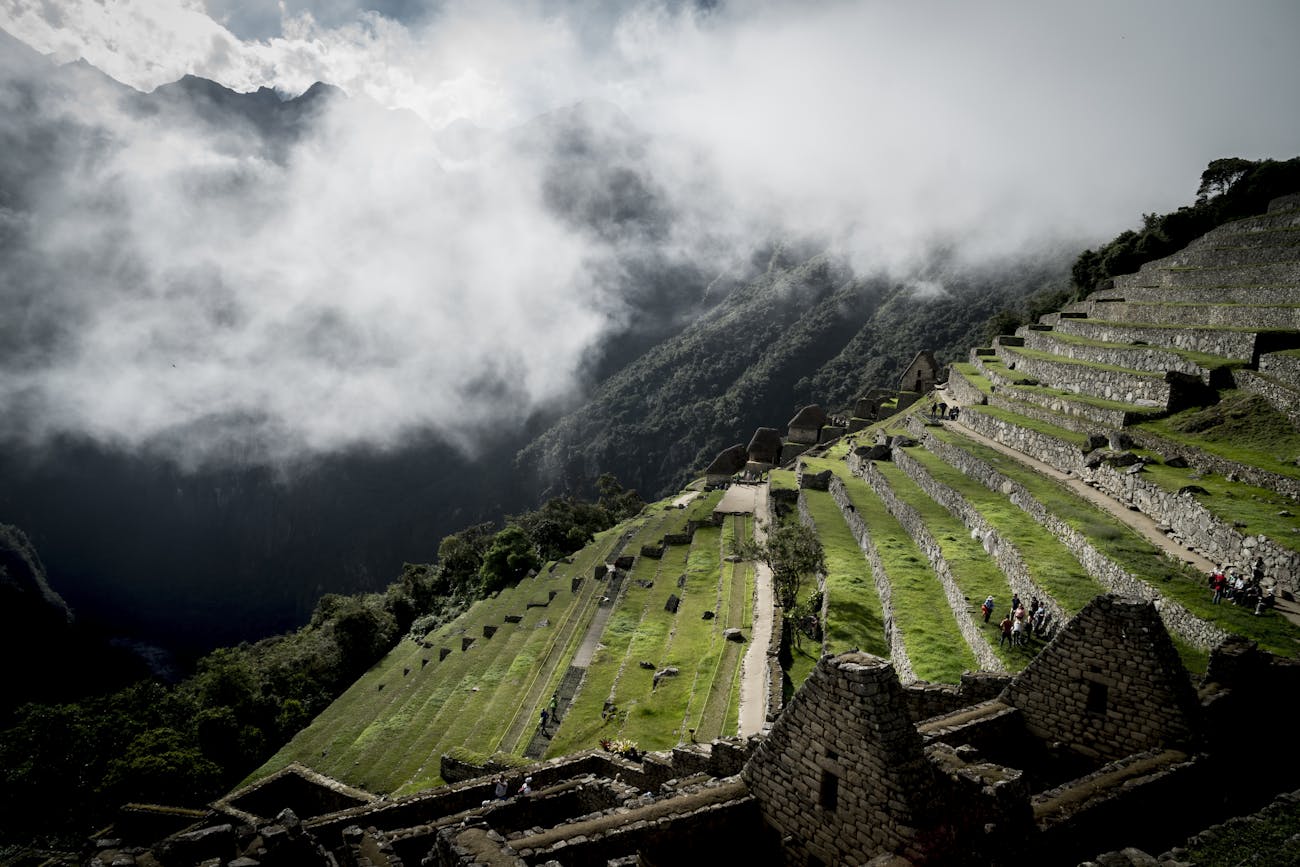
[1,0,1299,468]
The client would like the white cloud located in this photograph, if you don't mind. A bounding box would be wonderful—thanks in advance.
[1,0,1299,466]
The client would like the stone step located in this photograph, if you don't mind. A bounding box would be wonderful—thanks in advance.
[1052,316,1275,361]
[1117,260,1300,290]
[1092,283,1300,305]
[1017,328,1225,383]
[1074,299,1300,330]
[993,343,1173,408]
[959,356,1159,429]
[1201,200,1300,237]
[1133,233,1300,272]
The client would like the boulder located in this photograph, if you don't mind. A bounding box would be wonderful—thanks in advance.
[723,628,745,643]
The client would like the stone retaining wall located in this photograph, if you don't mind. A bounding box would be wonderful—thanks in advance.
[1126,427,1300,501]
[945,365,987,408]
[1097,283,1300,306]
[1081,459,1300,597]
[826,475,916,683]
[1021,330,1205,379]
[995,345,1170,406]
[1083,299,1300,329]
[907,417,1229,650]
[901,672,1014,724]
[1234,368,1300,429]
[1053,317,1260,360]
[846,452,1004,671]
[1131,261,1300,289]
[889,444,1067,632]
[957,406,1085,476]
[986,383,1132,431]
[1258,350,1300,392]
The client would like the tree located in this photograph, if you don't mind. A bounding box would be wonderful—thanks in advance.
[1196,157,1255,204]
[477,525,541,593]
[746,522,825,611]
[597,473,644,523]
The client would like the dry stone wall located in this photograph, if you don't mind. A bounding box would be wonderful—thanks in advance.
[1053,317,1260,360]
[889,443,1067,633]
[996,345,1170,406]
[906,417,1229,650]
[847,452,1003,671]
[1021,330,1206,379]
[825,475,915,683]
[1081,459,1300,596]
[958,406,1085,476]
[1126,427,1300,500]
[945,365,987,409]
[1084,299,1300,329]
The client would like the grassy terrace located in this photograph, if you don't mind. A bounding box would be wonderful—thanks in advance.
[998,344,1166,379]
[1133,391,1300,485]
[547,504,753,754]
[253,515,639,794]
[1030,329,1245,372]
[866,458,1032,671]
[930,425,1300,661]
[795,476,888,659]
[959,360,1160,419]
[802,457,974,682]
[1135,459,1300,557]
[970,402,1091,451]
[898,444,1106,614]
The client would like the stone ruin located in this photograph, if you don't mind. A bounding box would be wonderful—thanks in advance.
[746,427,783,470]
[703,443,748,486]
[95,593,1300,867]
[898,349,940,396]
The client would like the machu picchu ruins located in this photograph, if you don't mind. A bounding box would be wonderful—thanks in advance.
[79,194,1300,866]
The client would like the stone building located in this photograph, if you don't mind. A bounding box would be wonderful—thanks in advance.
[746,427,783,468]
[786,405,829,446]
[98,593,1300,867]
[703,443,748,486]
[898,350,940,395]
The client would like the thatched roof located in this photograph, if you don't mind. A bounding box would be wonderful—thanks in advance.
[705,443,749,476]
[746,427,783,462]
[787,404,828,429]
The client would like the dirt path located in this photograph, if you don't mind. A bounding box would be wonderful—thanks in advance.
[937,389,1300,628]
[738,483,775,736]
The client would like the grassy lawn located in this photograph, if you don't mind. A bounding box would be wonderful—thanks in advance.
[898,445,1106,613]
[1135,390,1300,484]
[801,457,978,681]
[867,459,1034,672]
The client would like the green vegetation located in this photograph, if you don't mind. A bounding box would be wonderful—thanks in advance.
[1137,391,1300,483]
[1071,156,1300,295]
[1177,796,1300,867]
[929,426,1300,658]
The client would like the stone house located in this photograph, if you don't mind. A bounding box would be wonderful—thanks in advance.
[746,427,783,468]
[786,405,828,445]
[898,350,940,395]
[703,443,748,486]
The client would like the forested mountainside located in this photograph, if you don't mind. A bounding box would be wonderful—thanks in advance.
[0,37,1076,657]
[520,246,1073,499]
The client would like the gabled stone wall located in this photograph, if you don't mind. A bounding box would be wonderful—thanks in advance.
[1000,595,1201,762]
[741,653,941,865]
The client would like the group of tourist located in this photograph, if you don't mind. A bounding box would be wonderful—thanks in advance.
[1208,561,1275,614]
[982,593,1049,648]
[928,401,960,422]
[491,774,533,800]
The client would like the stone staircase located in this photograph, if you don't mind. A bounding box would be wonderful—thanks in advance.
[946,192,1300,596]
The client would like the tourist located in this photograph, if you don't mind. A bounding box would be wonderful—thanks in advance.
[1011,616,1024,647]
[518,776,533,796]
[999,615,1013,647]
[493,775,508,800]
[1010,594,1022,616]
[1033,604,1046,635]
[540,708,550,732]
[550,694,560,722]
[1211,569,1227,604]
[982,595,995,623]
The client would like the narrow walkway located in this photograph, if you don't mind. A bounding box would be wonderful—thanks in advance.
[738,483,775,736]
[937,389,1300,628]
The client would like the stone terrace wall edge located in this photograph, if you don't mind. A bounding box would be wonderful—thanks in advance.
[958,406,1084,476]
[847,452,1003,671]
[906,417,1228,650]
[1081,461,1300,597]
[889,443,1067,632]
[826,474,916,683]
[1234,369,1300,430]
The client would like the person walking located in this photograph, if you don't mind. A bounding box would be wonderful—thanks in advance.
[999,614,1013,647]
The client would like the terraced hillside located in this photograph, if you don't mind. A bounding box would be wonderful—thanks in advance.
[250,195,1300,808]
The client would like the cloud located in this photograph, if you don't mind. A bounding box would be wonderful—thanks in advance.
[1,0,1299,467]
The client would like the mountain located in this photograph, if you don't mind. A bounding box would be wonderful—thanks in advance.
[0,43,1072,659]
